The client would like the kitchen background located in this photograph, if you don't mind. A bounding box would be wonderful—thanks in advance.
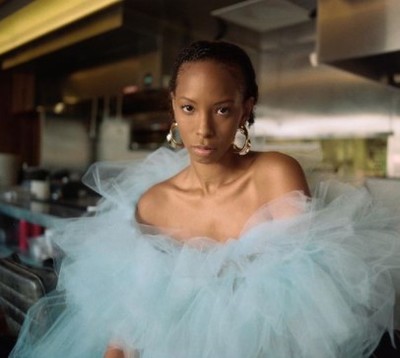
[0,0,400,188]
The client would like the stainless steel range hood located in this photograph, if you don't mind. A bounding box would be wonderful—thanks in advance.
[213,0,400,87]
[211,0,314,32]
[317,0,400,86]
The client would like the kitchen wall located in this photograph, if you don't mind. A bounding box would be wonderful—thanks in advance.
[39,50,167,172]
[40,115,92,172]
[40,111,156,173]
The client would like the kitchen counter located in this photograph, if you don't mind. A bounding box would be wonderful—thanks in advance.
[0,187,98,228]
[0,187,99,260]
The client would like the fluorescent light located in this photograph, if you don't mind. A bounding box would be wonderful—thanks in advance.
[0,0,122,55]
[253,114,393,139]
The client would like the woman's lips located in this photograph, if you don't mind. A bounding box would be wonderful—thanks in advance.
[192,145,215,156]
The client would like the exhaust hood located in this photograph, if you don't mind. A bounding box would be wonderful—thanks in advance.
[213,0,400,88]
[316,0,400,87]
[211,0,315,33]
[211,0,312,32]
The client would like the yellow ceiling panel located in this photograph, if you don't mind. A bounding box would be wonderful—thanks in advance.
[0,0,122,55]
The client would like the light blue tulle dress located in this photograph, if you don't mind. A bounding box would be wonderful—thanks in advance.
[10,147,400,358]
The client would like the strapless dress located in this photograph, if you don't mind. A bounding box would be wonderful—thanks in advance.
[10,147,400,358]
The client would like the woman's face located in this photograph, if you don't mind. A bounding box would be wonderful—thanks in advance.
[171,60,253,164]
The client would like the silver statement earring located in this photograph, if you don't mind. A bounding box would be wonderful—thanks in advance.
[232,125,251,155]
[166,122,184,149]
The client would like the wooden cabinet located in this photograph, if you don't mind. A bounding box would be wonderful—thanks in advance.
[0,71,40,166]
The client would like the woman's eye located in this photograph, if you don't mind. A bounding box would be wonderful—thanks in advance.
[217,107,230,115]
[181,105,194,113]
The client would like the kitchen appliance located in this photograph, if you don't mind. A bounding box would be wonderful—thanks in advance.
[0,253,57,337]
[0,153,20,187]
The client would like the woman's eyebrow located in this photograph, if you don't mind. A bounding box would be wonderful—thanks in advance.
[176,96,195,102]
[175,97,235,106]
[214,99,235,105]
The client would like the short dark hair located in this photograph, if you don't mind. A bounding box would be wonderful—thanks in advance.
[169,40,258,125]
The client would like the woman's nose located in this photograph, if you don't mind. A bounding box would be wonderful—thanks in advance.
[196,113,214,138]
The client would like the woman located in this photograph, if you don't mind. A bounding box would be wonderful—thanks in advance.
[105,40,309,358]
[12,41,399,358]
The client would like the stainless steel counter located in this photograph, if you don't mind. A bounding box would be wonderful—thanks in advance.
[0,187,98,228]
[0,187,99,261]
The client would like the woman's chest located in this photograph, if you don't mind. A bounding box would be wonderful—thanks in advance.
[163,189,265,242]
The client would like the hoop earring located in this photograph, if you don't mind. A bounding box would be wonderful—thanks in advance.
[166,122,184,149]
[232,125,251,155]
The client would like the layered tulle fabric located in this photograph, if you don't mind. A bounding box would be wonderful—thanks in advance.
[11,147,400,358]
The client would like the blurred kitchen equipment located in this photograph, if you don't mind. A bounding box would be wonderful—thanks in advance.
[0,253,57,337]
[0,153,20,187]
[21,167,50,201]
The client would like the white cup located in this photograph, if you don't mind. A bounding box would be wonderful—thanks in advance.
[30,180,50,200]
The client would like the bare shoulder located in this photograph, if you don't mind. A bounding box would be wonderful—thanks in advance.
[135,180,171,225]
[252,151,310,197]
[253,151,303,173]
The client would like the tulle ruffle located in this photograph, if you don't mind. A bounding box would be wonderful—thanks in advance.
[10,147,400,358]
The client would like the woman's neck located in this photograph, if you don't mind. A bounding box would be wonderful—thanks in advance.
[186,153,254,195]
